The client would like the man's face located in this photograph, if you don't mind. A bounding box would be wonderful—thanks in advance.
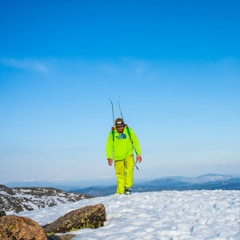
[116,125,124,133]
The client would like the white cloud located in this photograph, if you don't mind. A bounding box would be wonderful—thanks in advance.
[1,58,49,74]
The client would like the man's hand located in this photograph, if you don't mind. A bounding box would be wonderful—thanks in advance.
[108,159,113,166]
[137,155,142,163]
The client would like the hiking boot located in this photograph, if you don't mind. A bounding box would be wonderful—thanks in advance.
[125,188,131,195]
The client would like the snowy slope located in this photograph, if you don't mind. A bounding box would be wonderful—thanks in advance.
[16,190,240,239]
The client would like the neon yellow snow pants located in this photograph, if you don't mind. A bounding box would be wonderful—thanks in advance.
[114,155,135,194]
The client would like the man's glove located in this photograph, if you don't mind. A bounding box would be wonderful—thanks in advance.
[108,158,113,166]
[137,155,142,163]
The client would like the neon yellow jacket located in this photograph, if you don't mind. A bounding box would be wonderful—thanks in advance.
[106,127,142,161]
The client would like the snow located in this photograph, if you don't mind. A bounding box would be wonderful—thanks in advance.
[16,190,240,239]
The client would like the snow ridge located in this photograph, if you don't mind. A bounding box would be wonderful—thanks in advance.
[17,190,240,239]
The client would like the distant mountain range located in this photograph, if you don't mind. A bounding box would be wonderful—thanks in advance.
[69,174,240,197]
[3,174,240,198]
[4,178,115,189]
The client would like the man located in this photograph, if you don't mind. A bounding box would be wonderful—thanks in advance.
[106,118,142,195]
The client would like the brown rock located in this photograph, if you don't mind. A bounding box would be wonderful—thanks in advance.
[47,234,76,240]
[0,215,47,240]
[43,204,106,234]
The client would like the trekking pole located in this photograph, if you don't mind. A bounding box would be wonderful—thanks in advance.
[135,157,139,170]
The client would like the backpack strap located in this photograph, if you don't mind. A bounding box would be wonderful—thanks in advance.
[125,124,132,141]
[111,127,115,141]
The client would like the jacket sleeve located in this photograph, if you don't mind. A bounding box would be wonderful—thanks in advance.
[106,132,114,159]
[130,128,142,156]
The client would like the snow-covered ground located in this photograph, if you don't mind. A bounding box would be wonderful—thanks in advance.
[16,190,239,239]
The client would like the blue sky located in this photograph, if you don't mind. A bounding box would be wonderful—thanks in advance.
[0,0,239,183]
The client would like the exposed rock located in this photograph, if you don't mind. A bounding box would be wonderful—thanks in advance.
[47,234,76,240]
[0,215,47,239]
[0,184,14,195]
[0,184,93,213]
[43,204,106,234]
[0,211,6,217]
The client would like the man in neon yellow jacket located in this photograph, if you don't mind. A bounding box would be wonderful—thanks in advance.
[106,118,142,194]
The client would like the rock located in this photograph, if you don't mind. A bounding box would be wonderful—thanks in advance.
[0,215,47,240]
[43,204,106,234]
[47,234,76,240]
[0,184,93,213]
[0,184,15,195]
[0,211,6,217]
